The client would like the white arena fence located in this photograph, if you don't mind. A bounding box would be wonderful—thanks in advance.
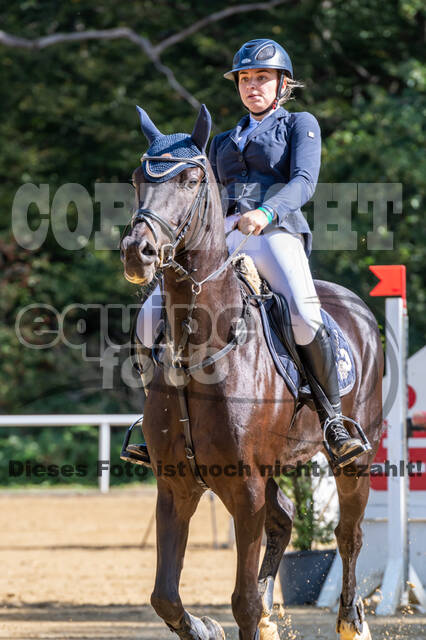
[0,413,141,493]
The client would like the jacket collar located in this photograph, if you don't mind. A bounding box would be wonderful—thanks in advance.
[229,107,288,147]
[229,113,250,145]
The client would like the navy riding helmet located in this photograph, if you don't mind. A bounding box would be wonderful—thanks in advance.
[224,39,293,114]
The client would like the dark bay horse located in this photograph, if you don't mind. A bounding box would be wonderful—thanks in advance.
[120,105,383,640]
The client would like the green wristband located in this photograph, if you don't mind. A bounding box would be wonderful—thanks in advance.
[258,206,275,224]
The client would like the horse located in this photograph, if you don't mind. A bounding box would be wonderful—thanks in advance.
[120,104,384,640]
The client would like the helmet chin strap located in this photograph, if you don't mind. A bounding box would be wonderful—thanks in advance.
[249,102,275,117]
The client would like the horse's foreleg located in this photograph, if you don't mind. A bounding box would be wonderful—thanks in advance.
[151,481,225,640]
[257,478,294,640]
[231,480,266,640]
[334,468,372,640]
[150,482,195,629]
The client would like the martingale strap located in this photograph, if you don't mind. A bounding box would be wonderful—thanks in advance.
[177,387,209,490]
[152,290,251,377]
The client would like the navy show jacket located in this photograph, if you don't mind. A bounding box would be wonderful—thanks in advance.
[208,106,321,256]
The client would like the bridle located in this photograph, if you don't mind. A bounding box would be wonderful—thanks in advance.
[131,155,210,269]
[131,153,253,296]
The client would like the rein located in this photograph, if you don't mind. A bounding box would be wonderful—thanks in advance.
[129,153,254,489]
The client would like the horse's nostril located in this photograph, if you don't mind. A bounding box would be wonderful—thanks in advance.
[140,240,157,258]
[121,237,157,265]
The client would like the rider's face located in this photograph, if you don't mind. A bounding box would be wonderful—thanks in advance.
[238,68,280,118]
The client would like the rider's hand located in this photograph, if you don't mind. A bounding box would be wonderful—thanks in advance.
[238,209,271,236]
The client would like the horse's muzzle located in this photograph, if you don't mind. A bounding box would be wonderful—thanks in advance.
[121,236,158,266]
[121,236,158,284]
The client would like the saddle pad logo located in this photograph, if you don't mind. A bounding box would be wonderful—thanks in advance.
[337,348,352,381]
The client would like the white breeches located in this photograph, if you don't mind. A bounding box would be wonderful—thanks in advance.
[136,287,164,349]
[226,225,323,345]
[136,224,323,347]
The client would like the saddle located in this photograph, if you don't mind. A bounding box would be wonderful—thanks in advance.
[233,255,356,405]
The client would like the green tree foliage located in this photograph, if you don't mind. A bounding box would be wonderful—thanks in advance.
[0,2,424,483]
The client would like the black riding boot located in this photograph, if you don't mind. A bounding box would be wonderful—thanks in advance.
[297,324,371,468]
[120,340,154,467]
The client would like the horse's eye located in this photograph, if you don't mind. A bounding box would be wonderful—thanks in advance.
[186,179,198,189]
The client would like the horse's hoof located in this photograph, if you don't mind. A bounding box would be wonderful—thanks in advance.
[337,620,372,640]
[259,614,280,640]
[201,616,226,640]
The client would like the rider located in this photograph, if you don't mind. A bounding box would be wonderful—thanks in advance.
[124,38,370,469]
[210,38,369,467]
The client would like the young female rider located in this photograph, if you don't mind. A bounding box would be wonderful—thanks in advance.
[207,38,369,467]
[127,39,370,468]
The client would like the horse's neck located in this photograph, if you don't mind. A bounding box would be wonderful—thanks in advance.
[163,200,242,352]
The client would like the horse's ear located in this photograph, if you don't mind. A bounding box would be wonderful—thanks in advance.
[191,104,212,152]
[136,105,162,144]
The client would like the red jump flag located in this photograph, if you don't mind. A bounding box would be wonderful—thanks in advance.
[369,265,406,302]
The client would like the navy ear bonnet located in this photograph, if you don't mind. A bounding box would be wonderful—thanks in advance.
[142,133,204,183]
[136,104,212,183]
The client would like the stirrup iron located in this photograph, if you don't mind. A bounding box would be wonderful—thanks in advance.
[323,415,372,469]
[120,416,151,467]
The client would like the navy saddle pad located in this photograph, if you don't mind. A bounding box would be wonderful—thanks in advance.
[258,297,356,400]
